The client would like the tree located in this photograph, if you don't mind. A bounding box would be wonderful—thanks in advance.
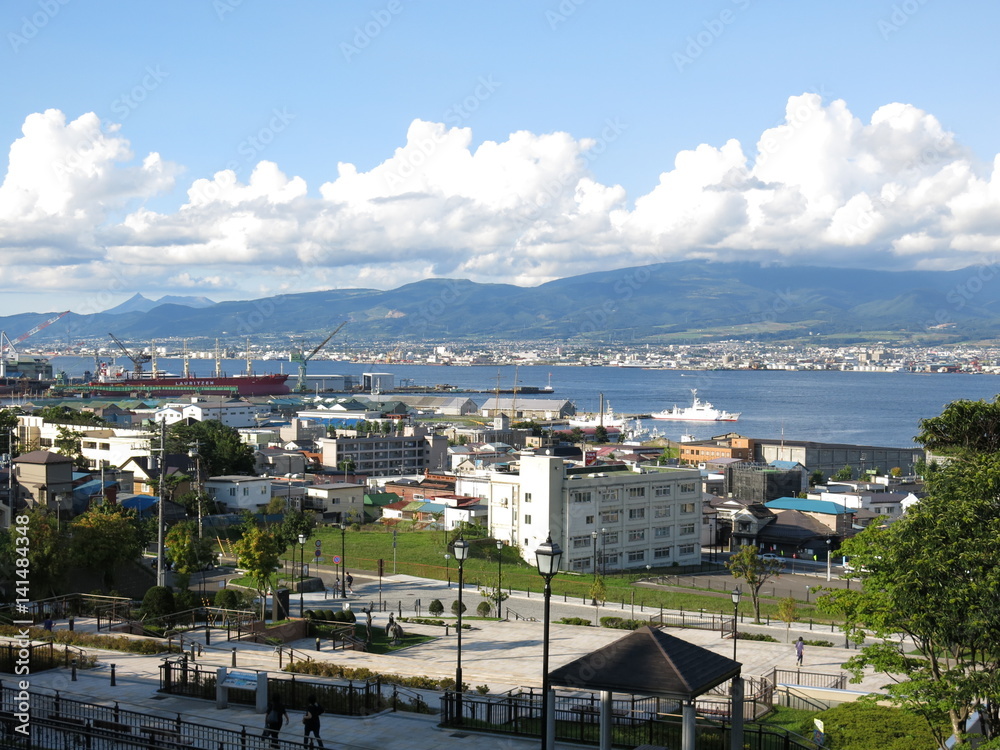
[70,504,147,589]
[165,420,255,476]
[0,408,21,458]
[725,545,785,623]
[777,597,798,642]
[588,576,607,606]
[54,425,89,469]
[428,599,444,616]
[594,425,609,444]
[231,523,283,620]
[3,508,69,598]
[164,520,215,589]
[915,396,1000,457]
[832,464,853,481]
[817,452,1000,748]
[32,405,107,427]
[450,599,467,616]
[809,470,825,487]
[478,577,509,613]
[476,601,491,617]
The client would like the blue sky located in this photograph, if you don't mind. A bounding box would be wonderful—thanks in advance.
[2,0,999,317]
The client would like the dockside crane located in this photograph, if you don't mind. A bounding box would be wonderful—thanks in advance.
[295,322,346,393]
[108,333,151,377]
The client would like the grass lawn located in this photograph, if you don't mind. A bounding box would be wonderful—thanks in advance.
[268,527,837,625]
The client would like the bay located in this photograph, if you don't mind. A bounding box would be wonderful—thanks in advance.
[44,357,1000,449]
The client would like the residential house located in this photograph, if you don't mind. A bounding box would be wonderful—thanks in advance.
[303,483,366,523]
[10,450,74,514]
[318,425,448,477]
[205,475,273,512]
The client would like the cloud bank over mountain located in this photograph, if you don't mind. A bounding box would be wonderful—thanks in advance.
[2,93,998,313]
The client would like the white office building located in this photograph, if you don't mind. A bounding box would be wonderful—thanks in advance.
[456,452,703,572]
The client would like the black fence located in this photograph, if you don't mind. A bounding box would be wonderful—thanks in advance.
[767,668,847,690]
[0,682,310,750]
[440,690,816,749]
[158,658,388,716]
[0,641,92,674]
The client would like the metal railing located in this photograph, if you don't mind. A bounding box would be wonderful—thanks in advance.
[767,667,847,690]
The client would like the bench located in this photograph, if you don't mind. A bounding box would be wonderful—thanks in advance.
[140,724,194,746]
[92,717,133,735]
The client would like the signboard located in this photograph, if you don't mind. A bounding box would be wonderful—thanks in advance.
[315,540,322,548]
[221,671,259,690]
[332,554,342,565]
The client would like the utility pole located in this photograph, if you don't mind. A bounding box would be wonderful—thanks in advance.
[155,418,167,587]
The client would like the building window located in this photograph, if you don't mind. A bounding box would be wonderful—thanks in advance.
[679,544,696,556]
[680,502,696,514]
[628,529,645,542]
[572,536,591,549]
[524,492,532,502]
[570,558,589,571]
[603,531,619,545]
[653,505,671,518]
[628,507,645,520]
[601,510,620,524]
[737,521,752,533]
[585,515,595,524]
[653,547,671,560]
[604,553,620,567]
[627,550,645,563]
[571,491,592,503]
[653,485,671,497]
[627,487,646,498]
[680,482,696,493]
[524,514,532,525]
[229,488,236,496]
[680,523,696,536]
[600,489,619,501]
[654,526,671,538]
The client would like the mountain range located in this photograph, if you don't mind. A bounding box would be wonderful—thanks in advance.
[2,261,999,347]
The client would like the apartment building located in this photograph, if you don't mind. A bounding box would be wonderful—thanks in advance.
[456,452,703,572]
[318,425,448,477]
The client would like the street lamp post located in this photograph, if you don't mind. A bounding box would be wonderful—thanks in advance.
[731,586,742,662]
[496,539,504,619]
[600,527,607,576]
[826,538,832,583]
[453,537,470,723]
[340,522,347,597]
[445,553,451,588]
[590,530,598,605]
[298,534,306,617]
[535,534,564,750]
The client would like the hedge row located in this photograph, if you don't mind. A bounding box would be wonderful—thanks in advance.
[0,625,181,655]
[285,659,461,691]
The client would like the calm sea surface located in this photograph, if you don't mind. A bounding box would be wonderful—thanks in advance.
[44,357,1000,449]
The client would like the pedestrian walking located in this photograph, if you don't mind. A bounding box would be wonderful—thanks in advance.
[302,694,325,748]
[263,695,288,748]
[795,636,804,666]
[346,572,354,594]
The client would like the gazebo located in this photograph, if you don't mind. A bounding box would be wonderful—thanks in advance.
[547,626,745,750]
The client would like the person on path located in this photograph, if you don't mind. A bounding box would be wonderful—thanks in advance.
[795,636,804,666]
[302,694,325,748]
[346,571,354,594]
[263,695,289,748]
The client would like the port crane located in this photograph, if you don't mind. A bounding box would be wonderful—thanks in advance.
[1,311,70,359]
[108,333,152,377]
[295,322,346,393]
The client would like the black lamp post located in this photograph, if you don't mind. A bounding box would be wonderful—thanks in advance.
[340,521,347,597]
[826,538,832,583]
[535,533,563,750]
[496,539,504,619]
[600,527,607,576]
[731,586,742,661]
[453,537,470,723]
[298,533,306,617]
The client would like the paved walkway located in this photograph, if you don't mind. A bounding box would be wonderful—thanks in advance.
[14,571,885,749]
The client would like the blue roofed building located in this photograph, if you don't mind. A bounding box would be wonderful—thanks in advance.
[764,497,854,536]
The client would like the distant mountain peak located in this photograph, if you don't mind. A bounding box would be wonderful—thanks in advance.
[103,293,216,315]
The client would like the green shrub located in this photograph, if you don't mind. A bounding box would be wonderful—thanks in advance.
[214,589,241,609]
[801,703,944,750]
[142,586,175,621]
[450,600,467,616]
[476,602,491,617]
[804,639,834,647]
[428,599,444,616]
[599,616,651,630]
[737,632,779,642]
[345,610,356,623]
[558,617,592,626]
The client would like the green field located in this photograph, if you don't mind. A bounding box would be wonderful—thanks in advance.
[272,526,836,624]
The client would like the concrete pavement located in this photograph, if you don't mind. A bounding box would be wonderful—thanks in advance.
[15,571,884,749]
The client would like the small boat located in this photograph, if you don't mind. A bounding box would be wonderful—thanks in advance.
[568,392,626,428]
[651,389,740,422]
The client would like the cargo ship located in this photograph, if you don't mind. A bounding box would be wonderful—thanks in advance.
[75,362,291,397]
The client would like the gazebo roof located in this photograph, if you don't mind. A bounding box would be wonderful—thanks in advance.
[548,626,740,699]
